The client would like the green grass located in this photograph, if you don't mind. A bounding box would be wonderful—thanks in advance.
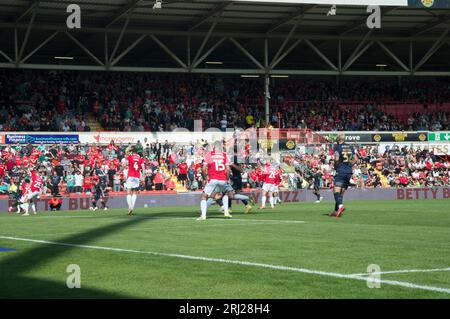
[0,199,449,299]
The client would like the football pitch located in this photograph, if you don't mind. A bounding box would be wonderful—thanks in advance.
[0,200,449,299]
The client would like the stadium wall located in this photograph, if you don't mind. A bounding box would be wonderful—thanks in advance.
[2,188,449,213]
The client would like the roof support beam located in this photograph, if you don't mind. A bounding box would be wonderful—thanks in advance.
[189,1,233,31]
[414,26,449,72]
[192,37,227,69]
[229,37,264,69]
[3,22,450,42]
[15,0,40,23]
[192,20,217,69]
[3,62,450,76]
[109,12,132,63]
[106,0,142,28]
[305,39,338,71]
[18,8,37,62]
[150,35,187,68]
[21,31,59,64]
[376,41,410,72]
[0,50,14,63]
[342,29,373,71]
[410,15,450,37]
[110,34,147,66]
[270,19,301,68]
[65,32,105,66]
[266,4,315,34]
[270,38,301,69]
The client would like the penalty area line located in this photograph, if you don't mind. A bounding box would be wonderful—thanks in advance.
[0,235,449,295]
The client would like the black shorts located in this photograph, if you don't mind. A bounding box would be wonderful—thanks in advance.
[313,184,320,192]
[232,179,243,191]
[178,174,187,181]
[334,172,352,189]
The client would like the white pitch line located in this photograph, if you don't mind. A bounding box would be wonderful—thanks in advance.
[349,267,450,277]
[33,215,306,224]
[0,235,449,295]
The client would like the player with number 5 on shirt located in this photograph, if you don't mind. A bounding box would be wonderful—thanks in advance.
[124,146,145,215]
[197,141,234,220]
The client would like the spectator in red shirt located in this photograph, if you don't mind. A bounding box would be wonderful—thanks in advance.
[177,162,188,187]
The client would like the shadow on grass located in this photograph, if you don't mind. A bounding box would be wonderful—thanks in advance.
[0,212,185,298]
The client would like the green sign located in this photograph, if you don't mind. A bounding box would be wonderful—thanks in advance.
[428,132,450,142]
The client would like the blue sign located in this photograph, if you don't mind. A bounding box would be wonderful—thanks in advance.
[0,247,17,252]
[5,134,79,145]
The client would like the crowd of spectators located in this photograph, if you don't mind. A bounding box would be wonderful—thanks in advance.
[1,69,450,132]
[287,144,450,190]
[1,138,449,202]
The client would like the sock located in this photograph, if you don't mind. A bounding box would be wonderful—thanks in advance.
[23,203,29,213]
[91,200,97,208]
[222,195,229,214]
[269,196,274,208]
[276,196,281,203]
[228,198,232,209]
[261,196,266,207]
[126,195,132,209]
[101,201,106,208]
[31,203,36,213]
[316,193,321,200]
[334,192,341,211]
[242,199,249,206]
[200,199,207,217]
[131,194,137,209]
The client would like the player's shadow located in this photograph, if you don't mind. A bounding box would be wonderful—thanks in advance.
[0,215,163,298]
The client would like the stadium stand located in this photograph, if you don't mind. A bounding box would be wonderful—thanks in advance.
[1,70,450,132]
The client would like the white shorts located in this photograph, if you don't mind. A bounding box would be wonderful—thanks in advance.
[29,191,41,201]
[126,177,140,190]
[273,185,279,193]
[20,194,29,203]
[203,180,233,196]
[262,183,276,193]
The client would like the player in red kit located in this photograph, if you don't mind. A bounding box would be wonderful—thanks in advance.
[198,141,234,220]
[20,178,32,215]
[28,170,43,214]
[123,146,145,215]
[260,160,278,209]
[272,166,283,206]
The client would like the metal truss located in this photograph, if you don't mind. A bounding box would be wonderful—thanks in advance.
[0,21,449,76]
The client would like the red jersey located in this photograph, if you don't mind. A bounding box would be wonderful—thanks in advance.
[178,162,188,174]
[262,164,278,184]
[204,150,229,181]
[31,172,43,192]
[274,169,282,186]
[127,154,144,178]
[84,176,93,188]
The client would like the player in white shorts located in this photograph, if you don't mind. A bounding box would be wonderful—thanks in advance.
[123,146,145,215]
[198,141,234,220]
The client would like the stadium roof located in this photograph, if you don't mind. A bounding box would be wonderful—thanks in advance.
[0,0,449,76]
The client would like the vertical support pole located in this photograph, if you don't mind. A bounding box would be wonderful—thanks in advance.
[338,39,342,73]
[264,38,270,126]
[14,28,18,64]
[409,41,413,74]
[187,36,191,69]
[265,74,270,127]
[105,32,109,67]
